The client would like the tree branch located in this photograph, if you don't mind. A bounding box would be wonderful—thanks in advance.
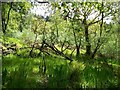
[44,41,73,62]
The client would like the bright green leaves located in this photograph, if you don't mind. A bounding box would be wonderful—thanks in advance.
[2,1,119,88]
[95,2,102,11]
[51,2,60,8]
[2,2,32,34]
[12,2,32,14]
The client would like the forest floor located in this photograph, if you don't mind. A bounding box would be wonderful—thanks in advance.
[2,54,120,88]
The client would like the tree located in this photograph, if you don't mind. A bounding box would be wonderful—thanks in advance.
[56,1,118,59]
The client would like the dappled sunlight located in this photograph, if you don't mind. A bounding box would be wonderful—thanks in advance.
[1,1,119,89]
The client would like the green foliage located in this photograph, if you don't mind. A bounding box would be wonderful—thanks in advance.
[2,1,119,89]
[3,54,119,88]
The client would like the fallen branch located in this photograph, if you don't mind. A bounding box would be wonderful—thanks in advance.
[44,41,73,62]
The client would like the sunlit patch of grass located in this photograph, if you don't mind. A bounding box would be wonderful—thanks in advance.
[79,62,86,70]
[110,63,120,68]
[32,58,42,66]
[32,67,39,73]
[64,49,76,56]
[80,49,86,54]
[70,61,85,71]
[54,46,86,59]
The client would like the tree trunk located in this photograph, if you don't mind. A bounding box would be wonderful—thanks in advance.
[86,45,91,56]
[91,1,104,59]
[2,2,13,34]
[91,45,99,59]
[29,33,37,57]
[85,25,91,57]
[72,23,81,58]
[42,53,46,75]
[76,45,80,58]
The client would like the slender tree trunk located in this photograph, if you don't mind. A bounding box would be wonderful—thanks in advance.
[82,13,91,57]
[72,23,81,58]
[76,45,80,58]
[2,2,13,48]
[91,46,98,59]
[38,41,44,56]
[85,25,91,57]
[91,1,104,59]
[29,33,37,57]
[2,2,13,34]
[42,53,46,75]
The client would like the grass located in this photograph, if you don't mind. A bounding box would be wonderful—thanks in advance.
[2,53,120,88]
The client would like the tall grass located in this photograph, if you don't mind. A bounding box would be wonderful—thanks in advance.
[2,54,119,88]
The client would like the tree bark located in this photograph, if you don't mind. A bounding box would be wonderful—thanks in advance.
[85,25,91,57]
[91,1,104,59]
[72,22,81,58]
[29,33,37,57]
[44,41,73,62]
[2,2,13,34]
[76,45,80,58]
